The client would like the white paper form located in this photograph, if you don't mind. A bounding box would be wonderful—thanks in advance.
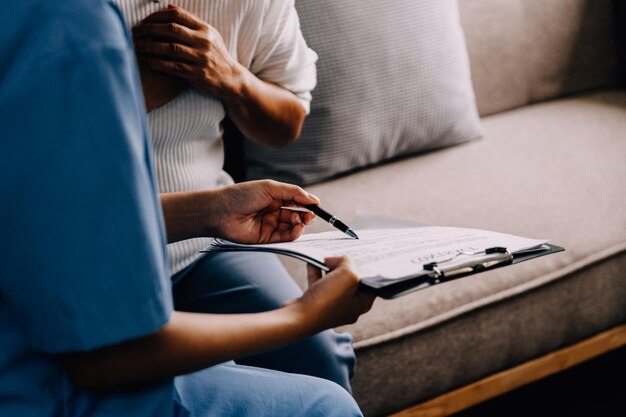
[210,212,548,286]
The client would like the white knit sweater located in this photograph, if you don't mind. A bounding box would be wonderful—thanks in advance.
[115,0,317,276]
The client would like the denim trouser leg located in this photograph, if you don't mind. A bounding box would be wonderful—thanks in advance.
[174,363,363,417]
[172,251,356,392]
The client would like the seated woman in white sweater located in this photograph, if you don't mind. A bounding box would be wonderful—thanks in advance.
[115,0,355,391]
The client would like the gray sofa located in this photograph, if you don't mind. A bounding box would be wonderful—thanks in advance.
[226,1,626,415]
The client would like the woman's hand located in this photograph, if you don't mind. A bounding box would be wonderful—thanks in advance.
[210,180,318,244]
[289,257,376,333]
[132,4,306,146]
[132,5,243,100]
[160,180,319,244]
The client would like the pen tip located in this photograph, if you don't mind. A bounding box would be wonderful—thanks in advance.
[347,229,359,240]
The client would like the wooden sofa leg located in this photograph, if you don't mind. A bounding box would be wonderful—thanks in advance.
[389,324,626,417]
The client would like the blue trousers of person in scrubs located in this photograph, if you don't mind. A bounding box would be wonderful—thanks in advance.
[0,1,363,416]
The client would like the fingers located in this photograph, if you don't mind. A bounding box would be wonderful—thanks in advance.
[219,181,321,245]
[306,257,359,289]
[298,256,374,330]
[325,256,356,272]
[325,257,375,315]
[133,5,210,47]
[278,208,306,225]
[131,5,232,96]
[258,210,307,244]
[307,263,323,287]
[146,60,195,81]
[358,292,377,314]
[133,22,202,47]
[271,222,305,243]
[278,206,316,225]
[259,180,321,207]
[134,40,201,64]
[302,211,315,225]
[142,5,206,30]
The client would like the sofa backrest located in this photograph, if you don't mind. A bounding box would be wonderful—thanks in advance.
[224,0,625,182]
[459,0,623,117]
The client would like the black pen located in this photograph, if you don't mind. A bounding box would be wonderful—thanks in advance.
[280,205,359,239]
[306,205,359,239]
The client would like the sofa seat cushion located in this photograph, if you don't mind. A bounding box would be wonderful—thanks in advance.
[279,90,626,415]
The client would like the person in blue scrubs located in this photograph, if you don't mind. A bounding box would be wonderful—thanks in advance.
[0,1,374,416]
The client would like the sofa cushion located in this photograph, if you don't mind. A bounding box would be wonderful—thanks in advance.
[244,0,481,185]
[279,90,626,415]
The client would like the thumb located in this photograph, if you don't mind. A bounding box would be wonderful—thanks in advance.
[307,263,323,287]
[324,256,355,272]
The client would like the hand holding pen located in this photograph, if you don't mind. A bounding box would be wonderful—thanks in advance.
[281,205,359,239]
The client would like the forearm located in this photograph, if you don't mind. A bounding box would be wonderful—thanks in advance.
[60,257,374,391]
[160,190,220,243]
[224,66,306,148]
[61,308,312,390]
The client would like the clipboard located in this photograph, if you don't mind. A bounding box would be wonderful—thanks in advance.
[361,244,564,299]
[203,211,565,300]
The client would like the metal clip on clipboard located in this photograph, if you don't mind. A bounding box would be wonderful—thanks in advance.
[422,247,513,283]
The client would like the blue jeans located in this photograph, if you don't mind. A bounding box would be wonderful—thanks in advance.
[173,363,362,417]
[171,251,356,392]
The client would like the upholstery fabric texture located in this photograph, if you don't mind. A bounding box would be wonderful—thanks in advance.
[458,0,620,116]
[244,0,482,185]
[281,91,626,416]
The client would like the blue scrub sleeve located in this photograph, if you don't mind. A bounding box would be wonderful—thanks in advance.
[0,34,172,353]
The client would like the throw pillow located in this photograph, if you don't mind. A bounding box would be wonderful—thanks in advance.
[245,0,482,185]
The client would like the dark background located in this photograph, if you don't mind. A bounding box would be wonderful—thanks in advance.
[453,345,626,417]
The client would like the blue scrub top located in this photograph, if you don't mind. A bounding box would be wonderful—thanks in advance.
[0,0,175,415]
